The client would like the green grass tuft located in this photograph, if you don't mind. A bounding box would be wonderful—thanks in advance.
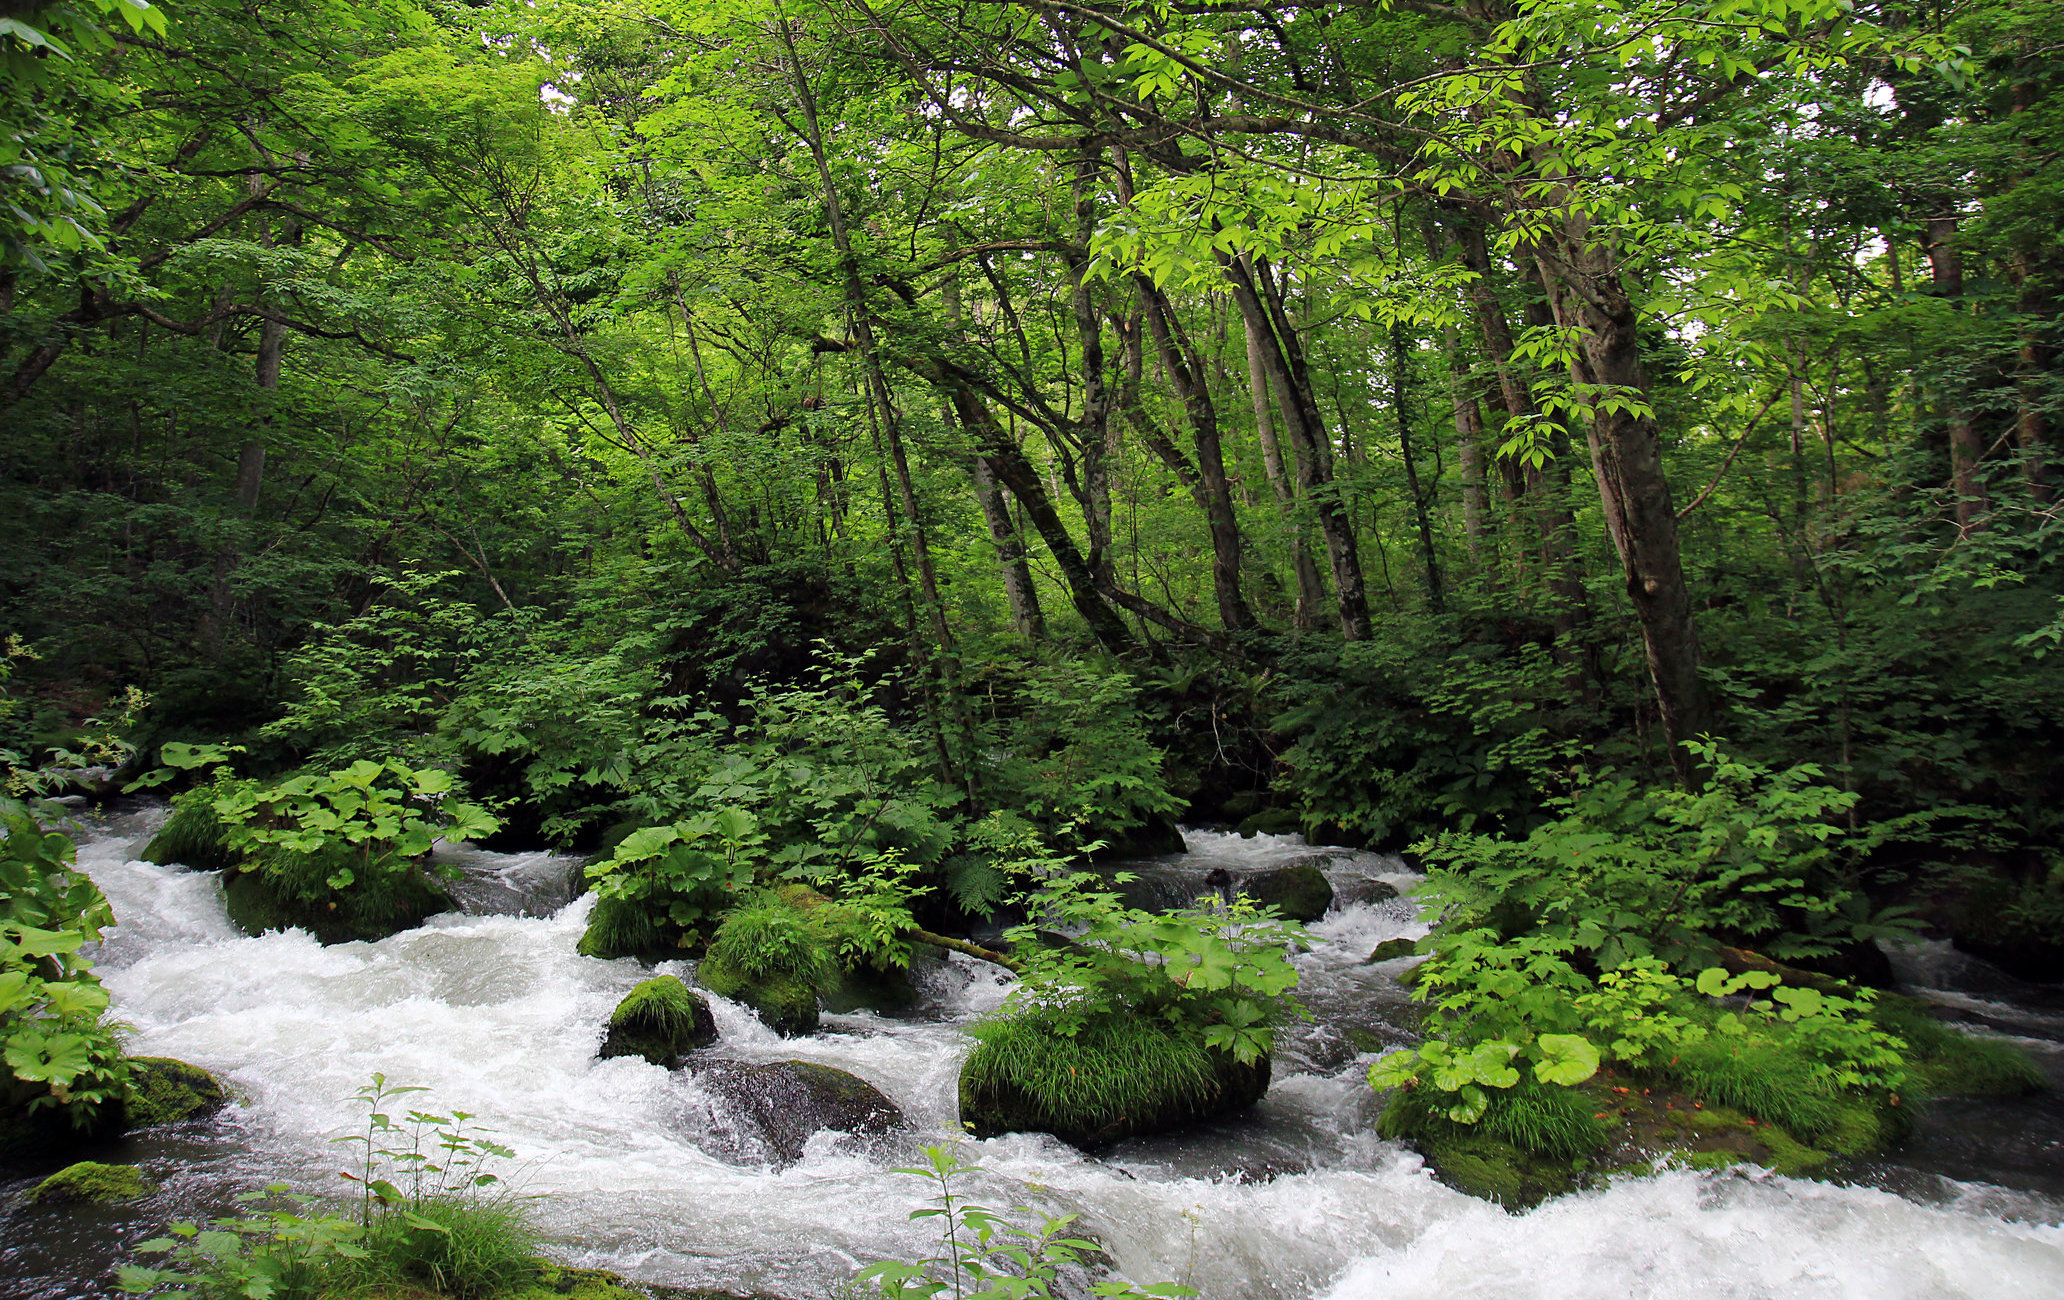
[961,1013,1220,1138]
[143,794,239,871]
[1379,1081,1612,1161]
[703,895,836,988]
[1662,1034,1849,1140]
[1871,995,2048,1099]
[576,894,665,960]
[347,1195,541,1300]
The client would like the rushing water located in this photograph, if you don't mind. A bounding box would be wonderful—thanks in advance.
[5,808,2064,1299]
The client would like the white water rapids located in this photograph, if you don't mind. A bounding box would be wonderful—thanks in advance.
[27,808,2064,1298]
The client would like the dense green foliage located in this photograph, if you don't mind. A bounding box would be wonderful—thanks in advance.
[5,0,2061,1212]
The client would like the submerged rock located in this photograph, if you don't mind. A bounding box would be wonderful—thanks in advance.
[697,1060,903,1166]
[123,1056,226,1126]
[1239,860,1334,922]
[25,1160,154,1205]
[599,976,717,1068]
[698,953,820,1037]
[960,1015,1270,1150]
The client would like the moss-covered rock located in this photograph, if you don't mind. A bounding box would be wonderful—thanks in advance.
[1239,861,1333,922]
[25,1160,154,1205]
[697,952,820,1037]
[599,976,717,1067]
[819,957,920,1015]
[960,1014,1269,1150]
[1365,938,1420,964]
[514,1260,650,1299]
[1234,807,1304,838]
[698,1060,903,1166]
[575,894,695,963]
[123,1055,227,1126]
[223,863,451,945]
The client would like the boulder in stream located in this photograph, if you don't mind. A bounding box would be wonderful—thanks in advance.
[697,1060,904,1166]
[599,976,717,1067]
[123,1055,227,1126]
[698,953,820,1037]
[25,1160,154,1205]
[960,1014,1270,1150]
[222,864,451,945]
[1238,859,1334,922]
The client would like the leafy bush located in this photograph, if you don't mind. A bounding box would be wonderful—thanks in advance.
[118,1187,368,1300]
[1,803,128,1134]
[979,661,1180,850]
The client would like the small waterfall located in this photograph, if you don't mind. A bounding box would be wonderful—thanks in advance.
[6,810,2062,1299]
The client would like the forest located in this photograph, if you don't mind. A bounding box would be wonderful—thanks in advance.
[2,0,2062,1297]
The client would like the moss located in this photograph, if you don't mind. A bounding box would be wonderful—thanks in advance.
[1365,938,1420,965]
[143,795,240,871]
[123,1055,226,1126]
[1419,1134,1582,1209]
[599,976,716,1067]
[959,1013,1269,1149]
[697,952,819,1037]
[819,957,920,1015]
[509,1260,648,1300]
[1872,995,2048,1099]
[1380,1082,1612,1163]
[25,1160,153,1205]
[224,860,452,945]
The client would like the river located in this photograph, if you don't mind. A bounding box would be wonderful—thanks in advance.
[4,805,2062,1298]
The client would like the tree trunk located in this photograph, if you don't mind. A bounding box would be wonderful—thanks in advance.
[1536,234,1708,780]
[1920,216,1990,528]
[1244,308,1325,629]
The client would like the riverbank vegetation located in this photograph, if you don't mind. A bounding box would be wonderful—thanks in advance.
[2,0,2059,1213]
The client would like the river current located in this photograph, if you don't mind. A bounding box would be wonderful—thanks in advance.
[4,806,2063,1298]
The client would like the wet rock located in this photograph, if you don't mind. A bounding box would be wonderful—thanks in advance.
[819,957,921,1015]
[1234,807,1303,838]
[599,976,717,1067]
[1364,938,1420,965]
[697,1060,903,1166]
[698,954,820,1037]
[123,1056,226,1126]
[1238,861,1334,922]
[25,1160,153,1205]
[1090,816,1188,859]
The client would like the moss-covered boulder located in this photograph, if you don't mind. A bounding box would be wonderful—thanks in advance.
[698,1060,904,1166]
[123,1056,227,1126]
[576,893,701,964]
[697,952,819,1036]
[599,976,717,1067]
[960,1014,1270,1150]
[223,863,451,945]
[25,1160,154,1205]
[1239,861,1334,922]
[1365,938,1420,965]
[1234,807,1303,838]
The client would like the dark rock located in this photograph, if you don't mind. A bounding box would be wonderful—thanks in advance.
[698,954,820,1036]
[698,1060,903,1166]
[819,958,921,1015]
[1203,867,1233,892]
[25,1161,153,1205]
[1365,938,1420,965]
[599,976,717,1067]
[123,1056,226,1126]
[1359,880,1401,904]
[0,1092,122,1161]
[1239,861,1334,922]
[1090,816,1188,860]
